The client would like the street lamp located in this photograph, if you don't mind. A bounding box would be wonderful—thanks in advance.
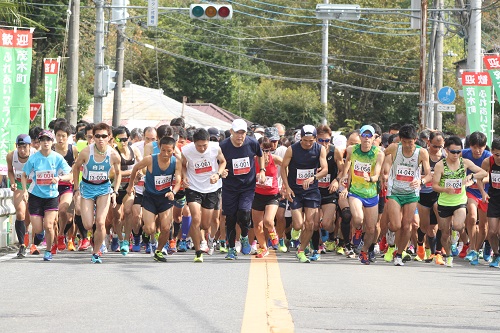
[315,4,360,125]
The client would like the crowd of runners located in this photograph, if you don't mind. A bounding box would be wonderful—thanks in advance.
[6,117,500,268]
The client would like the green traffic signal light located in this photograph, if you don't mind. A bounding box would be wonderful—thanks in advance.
[191,5,204,18]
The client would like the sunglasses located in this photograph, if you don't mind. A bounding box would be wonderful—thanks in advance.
[116,137,128,142]
[94,134,109,139]
[262,149,272,153]
[318,138,331,143]
[448,149,462,155]
[361,133,373,138]
[432,144,443,149]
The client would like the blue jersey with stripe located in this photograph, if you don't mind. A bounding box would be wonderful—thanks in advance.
[145,154,176,195]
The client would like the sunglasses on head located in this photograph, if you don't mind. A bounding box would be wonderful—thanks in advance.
[448,149,462,155]
[116,137,128,142]
[318,138,331,143]
[361,132,373,138]
[94,134,109,139]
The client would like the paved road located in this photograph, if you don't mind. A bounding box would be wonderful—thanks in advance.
[1,248,500,332]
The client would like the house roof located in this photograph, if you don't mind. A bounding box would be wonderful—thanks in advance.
[186,103,253,127]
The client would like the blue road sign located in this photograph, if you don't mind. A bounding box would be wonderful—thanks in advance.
[437,86,456,105]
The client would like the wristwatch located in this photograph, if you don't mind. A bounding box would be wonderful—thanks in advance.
[260,168,266,172]
[421,179,425,186]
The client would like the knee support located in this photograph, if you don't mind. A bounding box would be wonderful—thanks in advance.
[340,208,351,243]
[15,220,26,245]
[237,210,251,237]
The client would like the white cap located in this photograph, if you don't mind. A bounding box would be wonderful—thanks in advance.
[333,135,347,150]
[254,133,263,141]
[232,119,247,132]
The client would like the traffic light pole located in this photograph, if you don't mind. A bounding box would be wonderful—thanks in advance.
[320,0,329,126]
[94,0,105,124]
[65,0,80,127]
[112,24,125,127]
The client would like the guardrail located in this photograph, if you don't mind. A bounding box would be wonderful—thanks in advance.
[0,188,17,248]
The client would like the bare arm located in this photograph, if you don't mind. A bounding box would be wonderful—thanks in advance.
[126,156,152,194]
[478,158,490,202]
[72,147,89,191]
[6,152,16,190]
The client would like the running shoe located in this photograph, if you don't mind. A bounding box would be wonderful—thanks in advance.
[78,238,90,251]
[91,253,102,264]
[154,250,167,262]
[373,243,380,255]
[200,240,209,253]
[465,250,477,262]
[483,247,492,262]
[319,244,326,254]
[168,239,177,254]
[207,237,215,255]
[352,228,363,248]
[444,256,453,267]
[132,236,141,252]
[149,242,157,256]
[100,242,108,254]
[241,236,251,255]
[50,244,57,255]
[256,247,269,258]
[145,242,152,254]
[278,238,288,253]
[368,250,376,263]
[111,237,120,252]
[43,251,53,261]
[269,229,279,247]
[289,239,300,249]
[345,248,356,259]
[425,248,431,259]
[434,254,445,265]
[407,245,415,255]
[359,251,370,265]
[425,254,435,263]
[225,248,237,260]
[324,240,336,252]
[393,255,404,266]
[489,255,500,268]
[354,240,364,255]
[291,228,301,241]
[250,241,258,255]
[194,251,203,263]
[309,250,321,261]
[178,240,188,252]
[297,251,310,263]
[479,249,484,259]
[220,241,228,253]
[379,236,387,253]
[384,246,395,263]
[402,251,412,262]
[235,240,242,253]
[416,245,425,261]
[336,246,345,256]
[57,235,66,251]
[451,243,459,257]
[458,243,469,258]
[470,252,480,266]
[17,245,27,258]
[30,244,40,255]
[120,240,129,256]
[67,239,76,251]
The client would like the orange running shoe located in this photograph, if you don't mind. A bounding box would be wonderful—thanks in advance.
[50,243,57,255]
[30,244,40,255]
[256,247,269,258]
[435,254,445,265]
[416,245,425,261]
[269,228,279,247]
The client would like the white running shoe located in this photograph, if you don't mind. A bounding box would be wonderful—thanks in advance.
[200,240,209,253]
[235,241,242,253]
[393,256,404,266]
[250,241,258,255]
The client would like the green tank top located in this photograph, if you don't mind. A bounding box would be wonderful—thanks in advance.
[437,157,467,206]
[349,144,379,198]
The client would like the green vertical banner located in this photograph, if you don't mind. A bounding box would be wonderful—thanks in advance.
[44,58,60,129]
[461,71,492,144]
[0,28,33,175]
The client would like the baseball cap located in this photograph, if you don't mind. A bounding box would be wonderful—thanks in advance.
[264,127,279,141]
[332,135,347,150]
[16,134,31,145]
[254,133,263,141]
[207,127,220,140]
[38,130,55,141]
[359,125,375,136]
[301,125,317,138]
[231,119,247,132]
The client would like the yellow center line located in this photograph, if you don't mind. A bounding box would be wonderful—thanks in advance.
[241,251,294,333]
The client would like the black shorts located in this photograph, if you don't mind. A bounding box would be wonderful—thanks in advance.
[28,193,59,217]
[430,208,438,225]
[487,196,500,218]
[419,191,439,209]
[290,189,321,210]
[378,196,386,215]
[252,192,280,211]
[142,191,174,215]
[437,204,466,218]
[186,188,221,210]
[116,189,128,205]
[133,193,143,206]
[320,191,339,206]
[58,184,73,197]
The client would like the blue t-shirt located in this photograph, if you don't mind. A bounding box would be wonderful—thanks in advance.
[462,148,491,198]
[23,151,72,199]
[219,136,262,192]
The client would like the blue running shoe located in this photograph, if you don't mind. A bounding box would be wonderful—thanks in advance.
[484,242,492,262]
[225,248,237,260]
[309,250,321,261]
[359,251,370,265]
[489,255,500,268]
[352,228,363,248]
[91,253,102,264]
[470,252,480,266]
[241,236,251,255]
[321,229,329,243]
[178,240,188,252]
[120,240,129,256]
[368,250,376,262]
[451,243,459,257]
[132,236,141,252]
[43,251,52,261]
[111,237,120,252]
[145,242,151,254]
[465,250,477,262]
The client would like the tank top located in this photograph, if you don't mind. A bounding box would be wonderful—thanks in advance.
[349,144,379,198]
[182,142,221,194]
[145,154,176,195]
[387,144,421,197]
[287,141,322,192]
[152,141,160,155]
[12,149,35,184]
[420,152,443,194]
[82,144,112,185]
[319,145,338,196]
[488,156,500,199]
[255,154,279,195]
[438,157,466,206]
[462,148,491,198]
[53,144,75,186]
[116,145,136,189]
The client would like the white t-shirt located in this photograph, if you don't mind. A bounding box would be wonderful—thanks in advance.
[183,141,222,194]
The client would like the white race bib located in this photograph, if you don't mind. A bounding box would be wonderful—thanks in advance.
[396,165,415,182]
[318,174,331,188]
[353,161,371,177]
[35,170,54,185]
[136,175,145,187]
[87,171,108,184]
[492,171,500,189]
[15,170,23,182]
[155,175,172,191]
[296,168,314,185]
[256,176,273,188]
[232,157,250,175]
[444,178,462,194]
[194,158,213,174]
[425,171,434,188]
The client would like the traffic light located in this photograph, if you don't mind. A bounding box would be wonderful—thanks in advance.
[189,4,232,19]
[103,66,117,95]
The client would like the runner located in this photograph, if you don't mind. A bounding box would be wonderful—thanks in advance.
[72,123,122,263]
[21,130,73,261]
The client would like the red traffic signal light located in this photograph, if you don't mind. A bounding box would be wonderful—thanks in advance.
[189,4,233,19]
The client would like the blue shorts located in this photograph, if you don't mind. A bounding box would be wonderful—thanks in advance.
[222,187,254,216]
[289,189,321,210]
[348,192,379,208]
[143,191,174,215]
[80,181,111,201]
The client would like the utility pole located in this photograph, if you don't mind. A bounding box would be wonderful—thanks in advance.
[418,0,428,130]
[425,6,437,130]
[65,0,80,127]
[112,25,125,127]
[434,0,444,131]
[466,0,482,134]
[320,0,329,125]
[93,0,105,123]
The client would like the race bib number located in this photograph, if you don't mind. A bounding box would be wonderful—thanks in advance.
[396,165,415,182]
[318,174,331,188]
[425,171,434,187]
[445,179,462,194]
[36,170,54,185]
[256,176,273,188]
[353,161,371,177]
[155,175,172,191]
[194,158,212,174]
[15,170,23,182]
[296,168,314,185]
[121,176,131,184]
[232,157,250,175]
[492,171,500,189]
[136,175,145,187]
[88,171,108,184]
